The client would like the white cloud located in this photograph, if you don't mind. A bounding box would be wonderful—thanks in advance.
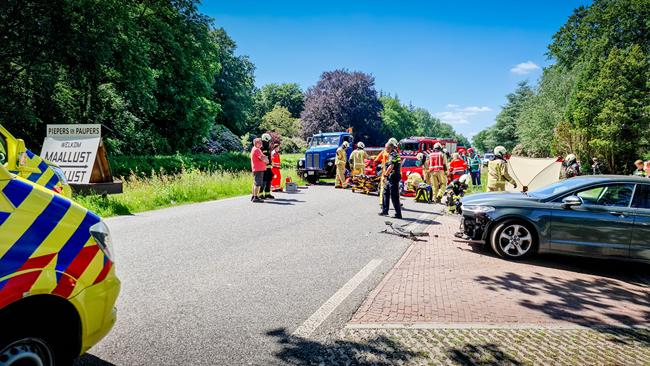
[434,104,493,125]
[510,61,541,75]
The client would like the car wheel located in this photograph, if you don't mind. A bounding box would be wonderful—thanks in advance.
[306,175,318,184]
[0,337,55,366]
[490,220,536,260]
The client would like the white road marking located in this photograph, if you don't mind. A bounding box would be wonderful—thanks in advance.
[345,323,595,330]
[293,259,383,338]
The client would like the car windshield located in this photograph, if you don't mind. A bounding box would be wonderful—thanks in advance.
[484,153,494,159]
[310,136,340,147]
[528,177,596,198]
[401,158,418,168]
[400,142,419,151]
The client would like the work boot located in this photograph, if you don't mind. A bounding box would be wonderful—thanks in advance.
[378,212,388,216]
[252,197,264,203]
[266,194,275,199]
[393,214,403,219]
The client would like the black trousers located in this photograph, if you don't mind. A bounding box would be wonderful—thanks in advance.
[262,168,273,194]
[381,180,402,216]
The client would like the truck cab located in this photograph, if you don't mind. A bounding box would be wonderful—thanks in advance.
[297,132,353,183]
[399,137,458,156]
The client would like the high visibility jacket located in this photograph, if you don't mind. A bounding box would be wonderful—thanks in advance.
[349,149,368,170]
[406,172,423,190]
[428,151,446,172]
[487,158,515,187]
[335,146,347,165]
[468,154,481,171]
[271,150,281,168]
[449,158,467,176]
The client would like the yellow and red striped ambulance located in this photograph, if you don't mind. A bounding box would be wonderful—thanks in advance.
[0,163,120,365]
[0,125,72,198]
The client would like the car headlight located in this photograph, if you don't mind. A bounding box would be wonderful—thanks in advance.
[462,205,495,214]
[328,161,333,166]
[90,221,114,261]
[299,160,304,167]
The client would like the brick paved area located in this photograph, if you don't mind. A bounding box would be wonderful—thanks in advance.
[282,327,650,365]
[351,215,650,327]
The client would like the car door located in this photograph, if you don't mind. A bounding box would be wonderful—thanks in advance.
[631,183,650,261]
[550,183,635,258]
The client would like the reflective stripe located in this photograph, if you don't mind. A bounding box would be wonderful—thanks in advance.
[0,194,71,279]
[55,212,101,281]
[3,179,33,208]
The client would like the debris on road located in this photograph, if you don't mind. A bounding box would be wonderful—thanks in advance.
[380,221,430,242]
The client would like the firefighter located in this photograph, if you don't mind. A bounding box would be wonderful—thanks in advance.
[445,174,470,214]
[449,152,468,182]
[487,146,516,192]
[405,171,423,191]
[416,152,430,187]
[633,159,646,177]
[376,139,397,205]
[335,141,349,188]
[467,148,482,186]
[427,142,447,202]
[559,154,581,180]
[379,142,402,218]
[271,142,282,192]
[349,142,369,176]
[260,133,274,199]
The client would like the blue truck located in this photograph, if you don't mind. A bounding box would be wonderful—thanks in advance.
[296,132,354,183]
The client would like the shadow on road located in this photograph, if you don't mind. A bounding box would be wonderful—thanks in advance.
[447,343,522,366]
[74,354,115,366]
[266,328,423,365]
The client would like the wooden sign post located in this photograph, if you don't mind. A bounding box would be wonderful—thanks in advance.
[41,124,123,194]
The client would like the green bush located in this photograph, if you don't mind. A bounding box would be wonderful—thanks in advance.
[110,152,250,178]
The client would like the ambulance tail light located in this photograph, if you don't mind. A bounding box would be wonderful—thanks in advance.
[90,221,115,261]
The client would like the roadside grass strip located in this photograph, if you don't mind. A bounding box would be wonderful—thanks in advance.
[75,168,306,217]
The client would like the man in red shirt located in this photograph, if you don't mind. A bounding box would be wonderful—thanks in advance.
[250,138,268,203]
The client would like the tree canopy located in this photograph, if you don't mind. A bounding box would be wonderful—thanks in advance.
[300,70,384,145]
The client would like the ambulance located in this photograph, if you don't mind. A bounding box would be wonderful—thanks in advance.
[0,125,72,198]
[0,164,120,365]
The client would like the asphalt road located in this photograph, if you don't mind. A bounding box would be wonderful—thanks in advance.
[75,184,439,366]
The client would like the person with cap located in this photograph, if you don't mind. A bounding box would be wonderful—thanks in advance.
[427,142,448,202]
[376,138,398,205]
[633,159,646,177]
[260,133,275,199]
[349,142,369,176]
[559,154,581,180]
[379,142,402,218]
[467,148,482,186]
[335,140,349,188]
[487,146,516,192]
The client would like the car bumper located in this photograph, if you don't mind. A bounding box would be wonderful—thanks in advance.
[461,212,493,241]
[70,267,121,355]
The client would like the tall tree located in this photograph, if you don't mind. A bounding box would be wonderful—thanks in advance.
[490,81,534,151]
[380,95,416,140]
[212,28,256,136]
[254,83,304,119]
[301,70,383,144]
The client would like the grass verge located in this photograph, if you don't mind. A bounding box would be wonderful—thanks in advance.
[75,167,307,217]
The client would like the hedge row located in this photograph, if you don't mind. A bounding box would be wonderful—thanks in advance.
[109,152,251,178]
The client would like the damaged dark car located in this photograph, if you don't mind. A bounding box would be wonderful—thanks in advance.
[459,176,650,263]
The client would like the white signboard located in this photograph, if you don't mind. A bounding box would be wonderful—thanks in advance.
[41,124,101,184]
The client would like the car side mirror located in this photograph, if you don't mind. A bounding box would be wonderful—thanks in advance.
[562,195,582,209]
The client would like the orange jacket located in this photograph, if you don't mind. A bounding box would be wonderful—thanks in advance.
[449,158,467,175]
[271,151,281,168]
[428,151,446,172]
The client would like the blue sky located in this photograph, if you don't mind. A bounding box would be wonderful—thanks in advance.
[200,1,590,138]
